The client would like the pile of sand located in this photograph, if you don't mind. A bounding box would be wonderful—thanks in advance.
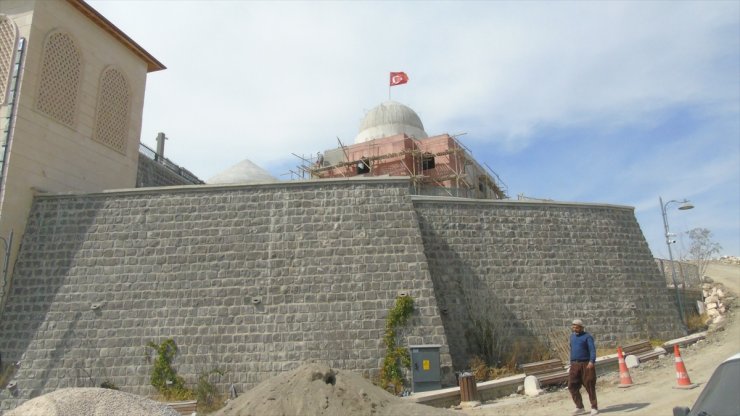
[213,362,457,416]
[6,387,179,416]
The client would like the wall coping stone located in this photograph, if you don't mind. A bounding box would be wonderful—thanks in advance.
[33,177,415,199]
[411,195,635,211]
[33,177,634,214]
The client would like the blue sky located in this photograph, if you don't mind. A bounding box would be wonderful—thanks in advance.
[88,1,739,258]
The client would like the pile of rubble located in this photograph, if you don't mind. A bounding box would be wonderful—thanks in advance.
[212,362,456,416]
[5,388,179,416]
[700,277,733,326]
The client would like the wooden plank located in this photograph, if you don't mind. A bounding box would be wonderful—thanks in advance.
[620,340,664,363]
[521,358,562,371]
[166,400,197,415]
[621,341,652,355]
[520,359,568,386]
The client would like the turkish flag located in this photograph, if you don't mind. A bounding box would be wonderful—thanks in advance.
[390,72,409,86]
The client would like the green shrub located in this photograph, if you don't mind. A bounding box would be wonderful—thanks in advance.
[379,296,414,394]
[146,339,193,400]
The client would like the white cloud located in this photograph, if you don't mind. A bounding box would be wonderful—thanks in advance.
[89,0,739,255]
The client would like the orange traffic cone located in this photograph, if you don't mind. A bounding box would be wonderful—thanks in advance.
[617,346,633,388]
[673,345,697,389]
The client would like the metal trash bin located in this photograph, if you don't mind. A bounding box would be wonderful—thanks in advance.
[409,344,441,392]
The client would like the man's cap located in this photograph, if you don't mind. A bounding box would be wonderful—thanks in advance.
[572,319,584,326]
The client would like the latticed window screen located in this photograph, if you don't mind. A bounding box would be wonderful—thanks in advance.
[93,68,130,154]
[35,32,81,127]
[0,15,18,104]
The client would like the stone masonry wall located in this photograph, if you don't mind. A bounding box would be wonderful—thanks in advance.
[0,178,687,410]
[0,178,451,409]
[413,197,684,370]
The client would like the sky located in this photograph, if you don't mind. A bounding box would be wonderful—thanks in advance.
[88,0,740,259]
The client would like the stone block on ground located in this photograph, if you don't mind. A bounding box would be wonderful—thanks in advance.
[524,375,544,397]
[625,355,640,369]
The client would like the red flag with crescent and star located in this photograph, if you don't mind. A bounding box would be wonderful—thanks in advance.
[390,72,409,86]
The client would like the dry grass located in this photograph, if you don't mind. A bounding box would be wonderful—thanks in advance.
[196,393,227,414]
[686,312,709,333]
[468,356,518,382]
[545,328,572,363]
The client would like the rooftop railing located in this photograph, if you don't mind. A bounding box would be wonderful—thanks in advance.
[139,143,203,184]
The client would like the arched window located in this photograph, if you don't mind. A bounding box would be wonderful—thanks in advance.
[0,15,18,105]
[35,31,81,127]
[93,67,130,154]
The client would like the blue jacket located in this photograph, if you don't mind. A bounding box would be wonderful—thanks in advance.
[570,331,596,363]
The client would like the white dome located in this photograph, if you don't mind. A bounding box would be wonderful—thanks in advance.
[354,101,428,144]
[207,159,277,184]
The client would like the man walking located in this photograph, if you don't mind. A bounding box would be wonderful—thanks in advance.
[569,319,598,415]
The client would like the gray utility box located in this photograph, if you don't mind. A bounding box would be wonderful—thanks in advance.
[409,344,441,392]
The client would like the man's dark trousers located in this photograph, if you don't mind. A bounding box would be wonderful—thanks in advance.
[568,361,597,410]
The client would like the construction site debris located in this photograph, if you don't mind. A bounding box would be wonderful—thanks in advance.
[5,388,180,416]
[212,362,457,416]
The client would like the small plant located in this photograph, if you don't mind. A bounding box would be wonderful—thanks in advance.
[146,339,193,400]
[380,295,414,394]
[686,312,709,332]
[650,339,666,348]
[195,369,226,412]
[100,380,119,390]
[468,355,517,382]
[469,356,489,382]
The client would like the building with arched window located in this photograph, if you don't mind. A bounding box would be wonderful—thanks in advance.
[0,0,165,306]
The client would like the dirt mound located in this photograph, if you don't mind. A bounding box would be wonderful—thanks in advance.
[213,362,456,416]
[5,387,179,416]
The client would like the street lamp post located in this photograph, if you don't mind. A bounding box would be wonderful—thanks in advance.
[659,197,694,328]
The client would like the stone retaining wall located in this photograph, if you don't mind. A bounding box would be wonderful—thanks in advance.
[413,197,684,370]
[0,178,451,408]
[0,178,684,409]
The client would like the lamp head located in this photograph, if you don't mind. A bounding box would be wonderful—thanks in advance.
[678,201,694,210]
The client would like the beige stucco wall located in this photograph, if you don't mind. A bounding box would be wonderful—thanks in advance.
[0,0,151,305]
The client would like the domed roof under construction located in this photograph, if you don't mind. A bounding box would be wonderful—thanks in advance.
[354,101,428,144]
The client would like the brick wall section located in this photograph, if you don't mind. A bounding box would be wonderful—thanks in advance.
[412,196,684,370]
[0,178,452,408]
[136,155,199,187]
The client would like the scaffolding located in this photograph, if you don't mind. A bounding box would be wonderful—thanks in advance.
[292,135,507,200]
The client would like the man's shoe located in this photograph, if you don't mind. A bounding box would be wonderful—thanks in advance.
[571,409,587,415]
[590,410,599,416]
